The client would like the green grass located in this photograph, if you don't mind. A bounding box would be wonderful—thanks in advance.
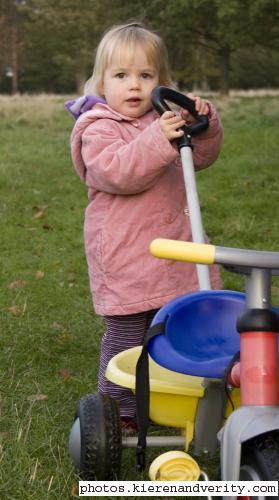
[0,94,278,499]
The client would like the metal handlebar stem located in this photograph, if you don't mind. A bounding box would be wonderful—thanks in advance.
[180,144,211,290]
[151,86,211,291]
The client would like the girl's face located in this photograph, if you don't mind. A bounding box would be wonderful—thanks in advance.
[100,45,159,118]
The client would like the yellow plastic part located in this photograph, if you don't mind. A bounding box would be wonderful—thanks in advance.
[183,420,194,451]
[149,451,200,481]
[106,347,204,432]
[150,238,215,264]
[105,346,240,437]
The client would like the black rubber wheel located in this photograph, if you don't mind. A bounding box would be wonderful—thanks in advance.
[77,393,122,480]
[240,431,279,499]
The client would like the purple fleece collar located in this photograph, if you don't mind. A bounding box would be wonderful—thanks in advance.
[65,95,106,120]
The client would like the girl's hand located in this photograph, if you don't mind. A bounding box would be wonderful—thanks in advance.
[159,111,186,142]
[159,94,209,141]
[180,93,209,122]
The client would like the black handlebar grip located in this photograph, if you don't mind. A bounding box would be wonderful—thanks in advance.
[151,86,209,140]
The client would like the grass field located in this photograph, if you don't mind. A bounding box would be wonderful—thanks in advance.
[0,94,278,499]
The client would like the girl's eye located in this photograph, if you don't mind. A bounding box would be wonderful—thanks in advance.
[141,73,152,79]
[116,73,125,79]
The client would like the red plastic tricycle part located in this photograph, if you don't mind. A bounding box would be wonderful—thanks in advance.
[240,331,279,406]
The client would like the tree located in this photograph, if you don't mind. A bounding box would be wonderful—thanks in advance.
[0,0,28,94]
[0,0,278,93]
[157,0,279,93]
[17,0,99,92]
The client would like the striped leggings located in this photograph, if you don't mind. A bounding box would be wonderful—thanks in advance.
[98,309,159,418]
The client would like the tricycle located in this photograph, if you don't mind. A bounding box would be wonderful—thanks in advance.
[69,87,279,498]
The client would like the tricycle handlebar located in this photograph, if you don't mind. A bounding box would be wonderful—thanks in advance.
[150,239,279,273]
[151,86,209,138]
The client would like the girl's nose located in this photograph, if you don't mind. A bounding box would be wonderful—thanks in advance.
[129,76,140,89]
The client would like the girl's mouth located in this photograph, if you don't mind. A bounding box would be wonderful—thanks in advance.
[127,97,141,102]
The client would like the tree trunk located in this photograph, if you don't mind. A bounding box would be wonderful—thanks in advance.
[76,71,87,94]
[219,45,231,95]
[9,0,19,94]
[11,24,18,94]
[192,39,210,92]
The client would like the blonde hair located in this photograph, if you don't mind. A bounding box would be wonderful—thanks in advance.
[84,22,173,96]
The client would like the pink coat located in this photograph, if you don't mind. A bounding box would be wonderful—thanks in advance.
[71,103,223,315]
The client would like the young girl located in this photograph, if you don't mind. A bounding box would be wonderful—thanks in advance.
[70,22,223,432]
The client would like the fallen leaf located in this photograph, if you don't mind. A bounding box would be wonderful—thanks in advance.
[8,305,23,316]
[36,270,45,279]
[0,432,10,440]
[27,394,48,402]
[42,224,52,230]
[67,273,76,283]
[17,224,37,231]
[71,484,79,497]
[58,368,72,382]
[32,205,48,219]
[208,195,219,203]
[8,280,27,289]
[34,211,43,219]
[68,273,77,288]
[51,322,65,330]
[57,334,72,342]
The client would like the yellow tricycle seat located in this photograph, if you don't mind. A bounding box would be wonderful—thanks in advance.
[106,346,240,434]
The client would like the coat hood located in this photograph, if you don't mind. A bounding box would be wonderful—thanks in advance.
[65,94,106,120]
[69,99,157,182]
[70,101,126,182]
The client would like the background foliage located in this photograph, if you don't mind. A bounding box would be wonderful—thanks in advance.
[0,0,279,94]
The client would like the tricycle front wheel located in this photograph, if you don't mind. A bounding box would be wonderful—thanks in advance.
[240,430,279,499]
[69,393,122,480]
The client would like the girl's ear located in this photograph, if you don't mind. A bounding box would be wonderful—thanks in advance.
[98,81,105,97]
